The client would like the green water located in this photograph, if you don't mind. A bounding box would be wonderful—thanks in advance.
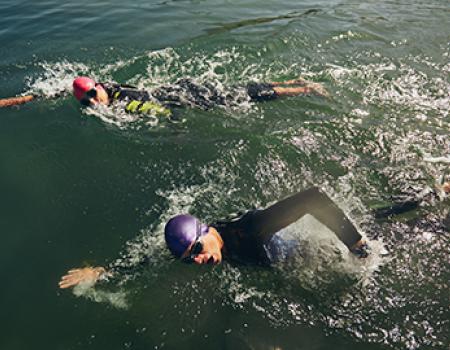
[0,0,449,349]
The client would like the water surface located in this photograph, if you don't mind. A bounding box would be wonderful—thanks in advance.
[0,0,449,349]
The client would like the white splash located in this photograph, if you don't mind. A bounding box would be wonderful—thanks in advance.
[73,281,129,309]
[25,60,91,98]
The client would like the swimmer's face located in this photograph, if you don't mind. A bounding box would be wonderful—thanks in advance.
[80,85,109,106]
[182,227,223,265]
[443,182,450,194]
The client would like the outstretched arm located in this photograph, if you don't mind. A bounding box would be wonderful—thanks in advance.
[270,77,329,97]
[374,181,449,219]
[253,187,362,249]
[273,86,313,96]
[0,95,35,107]
[59,240,151,289]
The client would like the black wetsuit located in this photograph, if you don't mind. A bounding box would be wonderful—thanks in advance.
[103,83,151,101]
[101,79,278,114]
[150,79,278,108]
[101,82,172,116]
[213,187,362,265]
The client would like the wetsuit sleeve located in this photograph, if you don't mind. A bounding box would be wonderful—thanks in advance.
[374,200,420,218]
[373,187,443,218]
[103,82,152,103]
[252,187,362,248]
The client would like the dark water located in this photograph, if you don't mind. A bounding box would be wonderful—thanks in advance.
[0,0,449,349]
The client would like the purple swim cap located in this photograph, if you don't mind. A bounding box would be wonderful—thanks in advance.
[164,214,209,258]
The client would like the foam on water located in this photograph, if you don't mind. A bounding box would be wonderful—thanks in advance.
[325,51,450,128]
[73,281,128,309]
[279,41,449,348]
[83,101,161,129]
[26,60,91,98]
[265,215,385,289]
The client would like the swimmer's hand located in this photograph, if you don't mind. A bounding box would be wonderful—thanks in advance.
[305,82,329,98]
[59,267,106,289]
[350,240,371,259]
[289,77,330,97]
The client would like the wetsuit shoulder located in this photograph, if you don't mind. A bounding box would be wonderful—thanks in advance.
[101,82,121,99]
[101,82,151,102]
[101,83,171,117]
[214,188,363,265]
[212,210,271,265]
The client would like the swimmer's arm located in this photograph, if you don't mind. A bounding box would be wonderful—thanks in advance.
[255,187,362,249]
[99,82,138,90]
[298,188,363,248]
[374,182,449,218]
[273,84,328,97]
[59,254,150,289]
[373,200,419,218]
[273,86,313,96]
[270,78,329,97]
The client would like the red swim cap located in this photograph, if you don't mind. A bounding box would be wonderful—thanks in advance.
[73,77,96,101]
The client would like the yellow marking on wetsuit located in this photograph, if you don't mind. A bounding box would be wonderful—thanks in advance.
[125,100,141,112]
[139,101,171,117]
[113,92,121,100]
[125,100,171,117]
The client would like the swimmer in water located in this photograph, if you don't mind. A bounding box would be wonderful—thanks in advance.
[59,187,369,289]
[72,76,329,116]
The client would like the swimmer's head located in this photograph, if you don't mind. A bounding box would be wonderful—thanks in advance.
[72,76,109,106]
[443,182,450,194]
[164,214,209,259]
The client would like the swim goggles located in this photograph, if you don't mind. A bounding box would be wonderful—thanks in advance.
[182,221,206,263]
[182,239,203,263]
[80,88,98,106]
